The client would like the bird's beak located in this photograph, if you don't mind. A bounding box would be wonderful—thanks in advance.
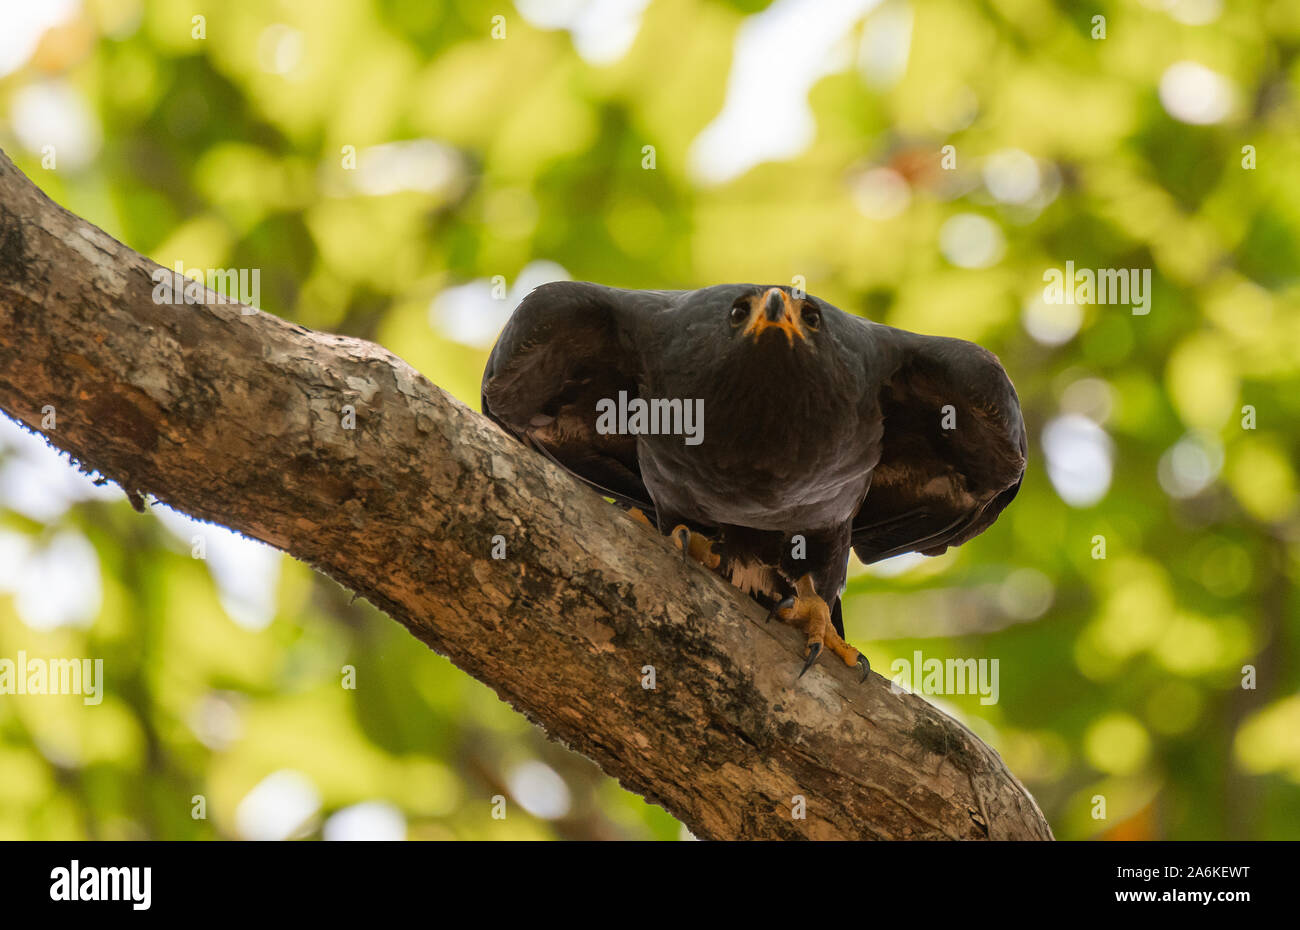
[743,288,805,346]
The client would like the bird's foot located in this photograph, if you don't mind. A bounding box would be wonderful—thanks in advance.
[626,507,655,530]
[767,575,870,682]
[671,524,722,570]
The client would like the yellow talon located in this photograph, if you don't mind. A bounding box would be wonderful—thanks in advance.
[772,575,867,678]
[626,507,655,530]
[671,524,721,570]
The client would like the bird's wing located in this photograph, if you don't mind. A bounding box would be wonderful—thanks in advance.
[851,326,1027,564]
[481,281,675,516]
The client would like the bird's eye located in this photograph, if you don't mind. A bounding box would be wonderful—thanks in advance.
[801,304,821,329]
[729,301,750,325]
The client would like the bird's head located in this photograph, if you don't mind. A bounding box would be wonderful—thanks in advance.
[727,286,821,348]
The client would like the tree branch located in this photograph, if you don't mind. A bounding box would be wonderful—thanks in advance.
[0,150,1052,840]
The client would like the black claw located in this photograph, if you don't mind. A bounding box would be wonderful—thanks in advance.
[767,596,794,623]
[798,642,822,678]
[674,528,690,562]
[857,653,871,683]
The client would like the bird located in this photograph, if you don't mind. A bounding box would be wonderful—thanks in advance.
[481,281,1026,682]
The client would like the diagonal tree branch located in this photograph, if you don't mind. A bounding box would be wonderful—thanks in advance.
[0,150,1052,840]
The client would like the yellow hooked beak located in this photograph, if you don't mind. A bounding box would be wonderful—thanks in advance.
[742,288,806,347]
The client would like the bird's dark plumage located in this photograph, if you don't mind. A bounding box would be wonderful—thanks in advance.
[482,281,1026,676]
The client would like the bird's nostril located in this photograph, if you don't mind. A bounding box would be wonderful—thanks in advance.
[764,290,785,321]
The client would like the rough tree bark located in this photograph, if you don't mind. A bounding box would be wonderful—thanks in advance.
[0,150,1052,840]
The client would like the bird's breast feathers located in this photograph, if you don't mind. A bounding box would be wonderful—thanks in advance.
[634,385,882,531]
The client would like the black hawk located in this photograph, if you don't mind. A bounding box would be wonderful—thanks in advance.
[481,282,1026,681]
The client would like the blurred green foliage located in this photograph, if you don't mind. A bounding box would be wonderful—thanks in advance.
[1,0,1298,840]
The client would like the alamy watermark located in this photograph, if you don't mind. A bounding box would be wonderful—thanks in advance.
[890,650,999,705]
[595,390,704,446]
[50,860,150,910]
[0,651,103,705]
[1043,261,1151,315]
[151,261,260,312]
